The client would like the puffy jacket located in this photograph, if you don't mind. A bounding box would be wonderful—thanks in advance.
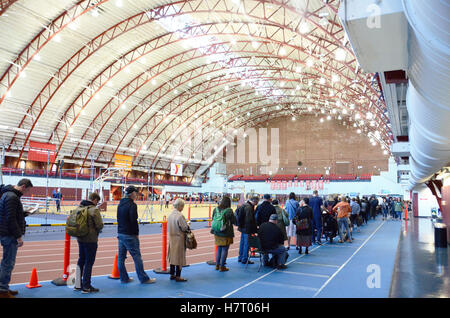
[76,200,104,243]
[117,198,139,235]
[0,185,26,239]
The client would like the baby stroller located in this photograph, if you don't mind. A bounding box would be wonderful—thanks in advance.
[322,211,338,243]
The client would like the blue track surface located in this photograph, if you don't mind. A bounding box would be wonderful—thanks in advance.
[11,218,401,298]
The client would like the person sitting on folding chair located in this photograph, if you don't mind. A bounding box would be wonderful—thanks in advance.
[257,214,288,270]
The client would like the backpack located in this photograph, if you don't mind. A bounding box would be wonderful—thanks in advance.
[234,204,246,228]
[66,206,89,237]
[211,208,227,233]
[294,207,310,231]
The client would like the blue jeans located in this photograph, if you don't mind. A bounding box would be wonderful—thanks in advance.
[216,245,230,267]
[238,233,249,263]
[0,236,18,292]
[312,220,322,243]
[117,234,149,283]
[338,218,352,241]
[77,241,98,289]
[265,245,288,266]
[382,208,388,218]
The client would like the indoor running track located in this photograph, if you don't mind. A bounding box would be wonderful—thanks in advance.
[9,218,401,298]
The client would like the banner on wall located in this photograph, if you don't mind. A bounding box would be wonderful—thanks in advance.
[170,162,183,176]
[300,180,304,187]
[288,180,292,188]
[270,181,275,190]
[305,180,310,188]
[282,181,287,190]
[276,181,281,190]
[318,180,324,190]
[294,180,298,187]
[28,141,57,163]
[114,154,133,171]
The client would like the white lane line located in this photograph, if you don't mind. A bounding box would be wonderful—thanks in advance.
[278,271,330,278]
[313,221,386,298]
[221,244,324,298]
[256,281,318,292]
[294,262,340,268]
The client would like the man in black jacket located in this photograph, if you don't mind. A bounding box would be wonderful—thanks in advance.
[117,186,156,284]
[0,179,33,298]
[255,194,276,226]
[237,195,259,265]
[258,214,288,269]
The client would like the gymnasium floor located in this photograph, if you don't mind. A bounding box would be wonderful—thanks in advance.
[10,218,403,298]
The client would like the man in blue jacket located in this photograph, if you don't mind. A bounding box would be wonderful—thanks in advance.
[285,192,299,249]
[0,179,33,298]
[117,186,156,285]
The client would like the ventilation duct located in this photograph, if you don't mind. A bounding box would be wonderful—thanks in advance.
[402,0,450,190]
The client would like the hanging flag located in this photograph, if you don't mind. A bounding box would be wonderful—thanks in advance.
[294,179,298,187]
[300,180,304,187]
[288,180,292,188]
[282,181,287,190]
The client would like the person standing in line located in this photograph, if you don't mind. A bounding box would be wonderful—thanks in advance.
[309,190,324,245]
[360,197,369,225]
[350,197,361,233]
[272,199,289,244]
[369,196,378,220]
[255,194,276,226]
[74,192,104,294]
[117,185,156,285]
[294,197,313,255]
[393,198,404,220]
[167,198,190,282]
[333,196,353,243]
[165,195,170,209]
[237,195,259,265]
[54,188,62,213]
[381,197,389,221]
[0,179,33,298]
[211,196,236,272]
[285,192,299,250]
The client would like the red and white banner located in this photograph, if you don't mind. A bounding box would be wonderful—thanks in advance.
[294,180,298,187]
[277,181,281,190]
[282,181,287,190]
[28,141,56,163]
[288,180,292,188]
[300,180,304,187]
[270,181,275,190]
[318,180,324,190]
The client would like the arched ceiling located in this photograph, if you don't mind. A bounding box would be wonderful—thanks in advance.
[0,0,392,177]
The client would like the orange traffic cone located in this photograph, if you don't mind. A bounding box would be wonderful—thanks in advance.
[26,268,42,289]
[108,254,120,279]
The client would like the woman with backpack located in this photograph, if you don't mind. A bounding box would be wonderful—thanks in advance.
[293,198,313,254]
[211,196,236,272]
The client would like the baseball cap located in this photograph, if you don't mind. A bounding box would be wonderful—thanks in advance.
[125,185,139,195]
[263,194,271,200]
[269,214,278,221]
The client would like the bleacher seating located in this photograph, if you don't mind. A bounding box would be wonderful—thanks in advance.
[1,167,192,186]
[296,174,323,180]
[240,175,269,181]
[270,174,296,181]
[323,174,356,181]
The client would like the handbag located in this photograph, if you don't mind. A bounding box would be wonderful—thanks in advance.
[185,229,197,250]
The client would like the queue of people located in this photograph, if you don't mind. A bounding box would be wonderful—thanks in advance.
[0,181,409,297]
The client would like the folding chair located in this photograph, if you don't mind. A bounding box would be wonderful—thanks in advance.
[245,234,267,272]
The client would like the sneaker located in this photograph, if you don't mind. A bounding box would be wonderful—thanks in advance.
[142,278,156,284]
[219,266,229,272]
[245,260,254,264]
[175,277,188,282]
[215,264,220,270]
[82,286,99,294]
[276,264,287,270]
[73,287,82,292]
[8,289,18,296]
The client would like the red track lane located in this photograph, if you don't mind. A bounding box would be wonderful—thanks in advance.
[1,228,242,285]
